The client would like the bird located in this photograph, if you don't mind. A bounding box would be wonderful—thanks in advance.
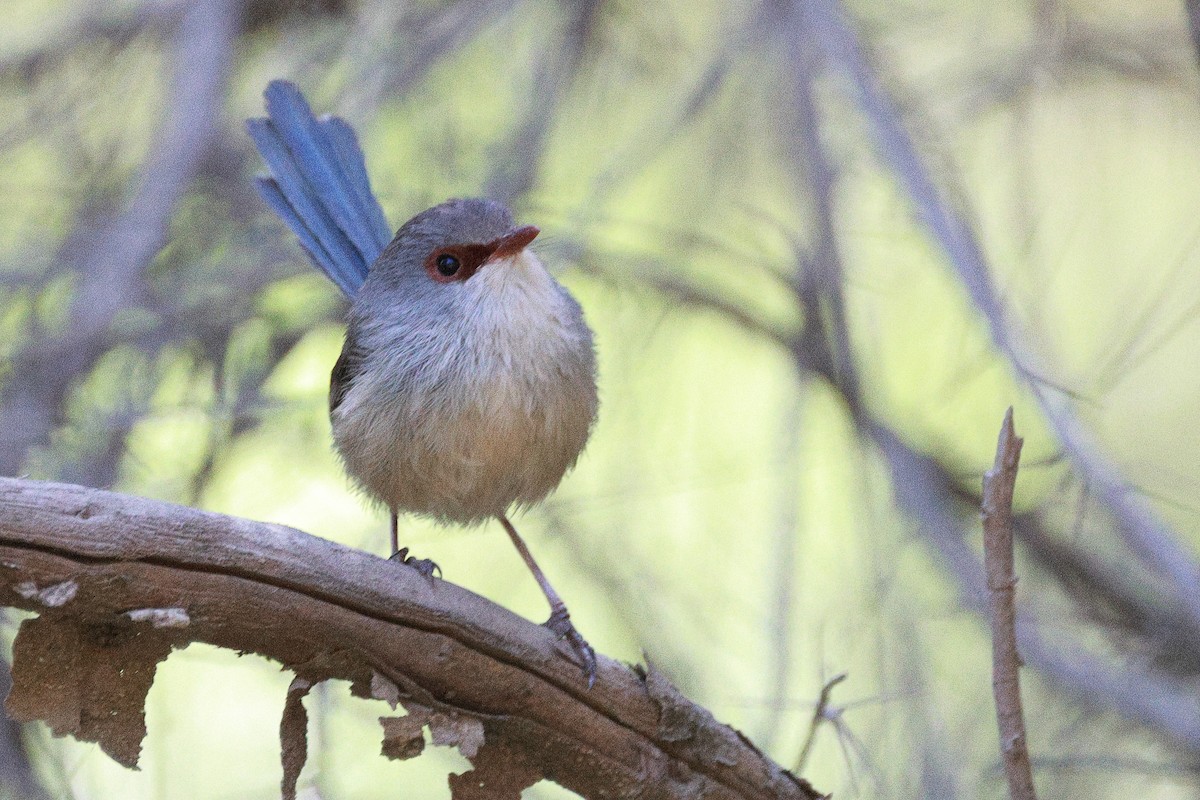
[247,80,600,685]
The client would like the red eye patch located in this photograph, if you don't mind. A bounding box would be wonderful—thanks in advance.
[422,225,540,284]
[422,243,492,283]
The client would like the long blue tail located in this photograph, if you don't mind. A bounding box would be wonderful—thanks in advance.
[247,80,392,297]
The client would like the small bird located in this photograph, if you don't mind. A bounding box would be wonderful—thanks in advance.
[248,80,599,684]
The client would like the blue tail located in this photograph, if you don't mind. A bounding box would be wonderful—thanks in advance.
[247,80,392,297]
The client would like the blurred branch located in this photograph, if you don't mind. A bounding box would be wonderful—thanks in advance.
[869,424,1200,753]
[620,0,1200,756]
[761,388,805,749]
[1189,0,1200,69]
[0,0,240,480]
[485,0,604,202]
[0,8,239,797]
[0,1,185,75]
[950,14,1193,117]
[540,505,704,690]
[582,3,766,200]
[785,0,861,412]
[807,0,1005,337]
[595,2,1200,758]
[0,477,821,800]
[347,0,522,113]
[1014,512,1200,676]
[808,0,1200,635]
[981,409,1039,800]
[638,273,794,345]
[794,672,847,773]
[659,101,1200,749]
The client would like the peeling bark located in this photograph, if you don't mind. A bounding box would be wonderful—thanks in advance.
[0,478,823,800]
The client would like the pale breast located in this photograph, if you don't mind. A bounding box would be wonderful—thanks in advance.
[331,250,598,523]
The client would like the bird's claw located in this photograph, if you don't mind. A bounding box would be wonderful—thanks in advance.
[545,605,597,689]
[390,547,441,585]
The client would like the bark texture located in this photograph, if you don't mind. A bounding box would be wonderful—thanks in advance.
[0,477,822,800]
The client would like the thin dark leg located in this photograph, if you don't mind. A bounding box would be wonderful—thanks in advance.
[387,511,439,581]
[499,514,596,687]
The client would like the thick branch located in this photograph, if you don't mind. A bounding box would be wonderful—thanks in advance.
[0,477,820,800]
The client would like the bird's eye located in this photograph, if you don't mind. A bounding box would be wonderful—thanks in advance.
[435,253,460,276]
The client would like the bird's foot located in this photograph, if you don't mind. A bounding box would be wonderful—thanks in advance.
[390,547,441,584]
[544,605,597,689]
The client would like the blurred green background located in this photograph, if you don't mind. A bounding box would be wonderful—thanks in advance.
[2,0,1200,798]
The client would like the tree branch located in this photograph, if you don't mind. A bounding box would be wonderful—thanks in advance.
[868,423,1200,752]
[0,0,239,479]
[982,409,1038,800]
[809,0,1200,634]
[0,477,821,800]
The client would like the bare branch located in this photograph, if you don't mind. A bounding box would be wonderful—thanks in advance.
[484,1,604,203]
[1183,0,1200,70]
[0,0,240,478]
[808,0,1200,633]
[982,409,1038,800]
[0,477,821,800]
[794,672,847,774]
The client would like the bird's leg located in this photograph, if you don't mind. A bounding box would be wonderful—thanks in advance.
[499,514,596,687]
[388,510,440,581]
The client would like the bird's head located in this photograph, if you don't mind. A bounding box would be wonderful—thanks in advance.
[367,198,541,293]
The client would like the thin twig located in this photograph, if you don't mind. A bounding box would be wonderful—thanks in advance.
[794,672,847,773]
[982,408,1038,800]
[870,421,1200,752]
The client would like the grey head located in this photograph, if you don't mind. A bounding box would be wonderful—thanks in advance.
[361,197,537,293]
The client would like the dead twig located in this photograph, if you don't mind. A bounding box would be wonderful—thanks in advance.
[982,408,1038,800]
[794,672,848,773]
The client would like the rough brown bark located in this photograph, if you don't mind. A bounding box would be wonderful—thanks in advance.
[0,477,822,800]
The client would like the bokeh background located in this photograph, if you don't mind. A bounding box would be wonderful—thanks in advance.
[3,0,1200,798]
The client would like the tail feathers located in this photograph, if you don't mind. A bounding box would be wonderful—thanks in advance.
[248,80,392,297]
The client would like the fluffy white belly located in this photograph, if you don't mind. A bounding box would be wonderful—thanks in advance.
[331,250,597,523]
[334,369,594,522]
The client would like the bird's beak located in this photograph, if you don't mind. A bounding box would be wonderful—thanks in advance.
[485,225,539,264]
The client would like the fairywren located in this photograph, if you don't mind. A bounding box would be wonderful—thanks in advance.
[248,81,599,684]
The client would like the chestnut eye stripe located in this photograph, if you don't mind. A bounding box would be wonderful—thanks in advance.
[423,243,494,282]
[422,225,540,284]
